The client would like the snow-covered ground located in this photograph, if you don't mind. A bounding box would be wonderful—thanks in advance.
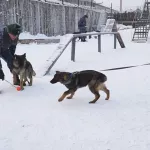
[0,28,150,150]
[19,32,61,40]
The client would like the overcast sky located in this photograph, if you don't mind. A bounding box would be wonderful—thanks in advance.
[95,0,144,11]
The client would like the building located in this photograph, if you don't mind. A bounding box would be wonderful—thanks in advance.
[58,0,118,13]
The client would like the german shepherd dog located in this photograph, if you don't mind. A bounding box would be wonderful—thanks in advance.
[50,70,110,103]
[12,53,36,90]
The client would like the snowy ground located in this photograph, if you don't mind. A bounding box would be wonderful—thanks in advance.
[0,29,150,150]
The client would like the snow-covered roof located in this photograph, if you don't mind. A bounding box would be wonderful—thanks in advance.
[32,0,118,13]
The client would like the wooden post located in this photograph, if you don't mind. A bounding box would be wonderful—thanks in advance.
[71,37,76,62]
[91,0,93,8]
[114,34,117,49]
[116,33,125,48]
[111,3,112,18]
[98,35,101,52]
[78,0,80,6]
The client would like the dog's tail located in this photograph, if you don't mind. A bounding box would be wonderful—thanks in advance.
[99,74,107,83]
[103,75,107,82]
[32,70,36,76]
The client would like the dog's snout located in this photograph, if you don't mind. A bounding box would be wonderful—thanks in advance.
[50,79,56,84]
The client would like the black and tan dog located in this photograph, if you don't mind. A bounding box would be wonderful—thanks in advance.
[12,53,36,90]
[50,70,110,103]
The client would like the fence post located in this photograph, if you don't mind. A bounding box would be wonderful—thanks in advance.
[114,34,117,49]
[78,0,80,6]
[98,35,101,52]
[71,37,76,62]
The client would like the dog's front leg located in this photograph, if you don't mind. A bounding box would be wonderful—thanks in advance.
[66,89,77,99]
[58,89,75,102]
[66,92,75,99]
[20,74,24,90]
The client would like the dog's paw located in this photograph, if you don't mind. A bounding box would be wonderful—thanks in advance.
[66,96,72,99]
[20,87,24,91]
[105,98,109,100]
[89,101,96,104]
[58,98,63,102]
[23,83,26,86]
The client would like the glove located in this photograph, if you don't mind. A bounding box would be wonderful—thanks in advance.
[0,69,5,81]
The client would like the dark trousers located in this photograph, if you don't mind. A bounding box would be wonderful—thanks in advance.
[79,27,86,42]
[0,60,2,69]
[0,45,16,71]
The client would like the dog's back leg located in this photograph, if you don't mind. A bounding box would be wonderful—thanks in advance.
[101,84,110,100]
[88,86,100,103]
[96,83,110,100]
[28,75,33,86]
[23,78,28,85]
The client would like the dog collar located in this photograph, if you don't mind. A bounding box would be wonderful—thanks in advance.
[62,73,72,85]
[63,72,80,85]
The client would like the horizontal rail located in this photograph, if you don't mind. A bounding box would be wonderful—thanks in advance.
[44,32,125,75]
[73,32,119,37]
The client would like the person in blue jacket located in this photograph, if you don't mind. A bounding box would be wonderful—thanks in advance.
[0,23,22,85]
[78,14,88,42]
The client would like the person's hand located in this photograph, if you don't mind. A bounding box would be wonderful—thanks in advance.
[0,69,5,81]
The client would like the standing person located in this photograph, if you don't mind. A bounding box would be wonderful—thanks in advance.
[78,14,88,42]
[0,23,22,85]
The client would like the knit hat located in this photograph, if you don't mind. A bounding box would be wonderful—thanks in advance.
[84,14,88,18]
[7,23,22,36]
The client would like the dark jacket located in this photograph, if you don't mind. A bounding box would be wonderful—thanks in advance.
[0,26,18,70]
[78,15,87,28]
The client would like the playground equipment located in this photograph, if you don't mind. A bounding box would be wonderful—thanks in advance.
[132,0,150,42]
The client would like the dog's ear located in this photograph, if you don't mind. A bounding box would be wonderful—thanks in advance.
[56,71,60,74]
[23,53,26,58]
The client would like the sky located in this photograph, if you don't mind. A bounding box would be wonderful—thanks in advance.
[95,0,144,11]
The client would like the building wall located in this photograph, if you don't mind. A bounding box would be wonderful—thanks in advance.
[57,0,118,13]
[0,0,107,36]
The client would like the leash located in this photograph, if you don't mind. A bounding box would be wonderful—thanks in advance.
[100,63,150,72]
[4,79,21,91]
[5,79,16,88]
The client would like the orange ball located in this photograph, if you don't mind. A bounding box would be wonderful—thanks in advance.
[16,86,21,91]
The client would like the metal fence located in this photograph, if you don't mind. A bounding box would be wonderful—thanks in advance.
[0,0,108,36]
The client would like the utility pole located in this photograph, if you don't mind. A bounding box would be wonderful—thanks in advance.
[120,0,122,12]
[91,0,93,9]
[111,3,112,18]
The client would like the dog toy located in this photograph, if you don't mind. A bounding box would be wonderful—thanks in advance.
[16,86,21,91]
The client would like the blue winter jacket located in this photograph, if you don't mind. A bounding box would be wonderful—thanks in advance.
[0,26,18,69]
[78,15,87,28]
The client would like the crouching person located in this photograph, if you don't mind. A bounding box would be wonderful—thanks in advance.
[0,23,22,85]
[0,61,4,81]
